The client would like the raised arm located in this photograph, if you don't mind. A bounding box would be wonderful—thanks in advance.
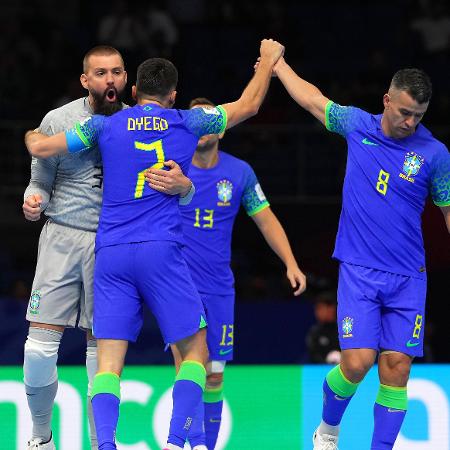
[273,57,330,125]
[220,39,284,129]
[251,207,307,296]
[25,130,69,158]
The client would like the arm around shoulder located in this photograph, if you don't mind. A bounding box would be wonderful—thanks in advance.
[25,130,69,158]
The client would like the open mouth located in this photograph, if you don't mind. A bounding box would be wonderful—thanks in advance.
[106,88,117,102]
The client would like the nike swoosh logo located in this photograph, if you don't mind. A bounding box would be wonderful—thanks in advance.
[406,340,420,347]
[219,348,233,355]
[388,408,405,413]
[209,418,221,423]
[334,395,347,401]
[362,138,378,146]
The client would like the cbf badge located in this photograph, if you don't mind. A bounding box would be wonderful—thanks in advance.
[342,316,354,338]
[217,179,233,206]
[400,152,424,183]
[29,289,41,315]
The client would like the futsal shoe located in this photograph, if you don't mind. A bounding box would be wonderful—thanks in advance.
[313,428,339,450]
[27,433,56,450]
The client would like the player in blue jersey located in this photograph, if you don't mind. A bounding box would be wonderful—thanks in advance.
[258,56,450,450]
[146,96,307,449]
[25,39,285,450]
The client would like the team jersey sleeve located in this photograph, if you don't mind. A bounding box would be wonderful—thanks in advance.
[241,165,270,216]
[65,115,105,153]
[325,101,366,137]
[430,147,450,206]
[23,112,59,205]
[184,106,227,137]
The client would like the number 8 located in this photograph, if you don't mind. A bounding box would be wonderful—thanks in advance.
[376,169,390,196]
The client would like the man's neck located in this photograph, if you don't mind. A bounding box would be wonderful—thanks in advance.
[192,146,219,169]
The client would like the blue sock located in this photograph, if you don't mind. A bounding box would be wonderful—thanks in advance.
[91,373,121,450]
[322,378,354,426]
[203,385,224,449]
[168,361,206,448]
[371,384,407,450]
[204,400,223,449]
[187,400,205,448]
[371,403,406,449]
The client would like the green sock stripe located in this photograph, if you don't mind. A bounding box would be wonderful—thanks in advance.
[376,384,407,410]
[203,385,224,403]
[326,365,360,398]
[91,372,120,399]
[176,360,206,390]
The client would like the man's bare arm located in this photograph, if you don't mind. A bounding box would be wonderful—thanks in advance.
[220,39,284,129]
[25,130,69,158]
[274,57,330,125]
[251,207,307,296]
[441,205,450,233]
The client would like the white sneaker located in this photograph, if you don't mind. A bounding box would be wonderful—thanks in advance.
[313,428,339,450]
[27,434,56,450]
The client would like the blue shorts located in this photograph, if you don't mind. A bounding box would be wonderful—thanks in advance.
[93,241,206,344]
[337,262,427,357]
[200,292,235,361]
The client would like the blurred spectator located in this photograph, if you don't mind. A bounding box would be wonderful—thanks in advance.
[305,290,340,364]
[97,0,147,64]
[141,2,179,58]
[410,2,450,56]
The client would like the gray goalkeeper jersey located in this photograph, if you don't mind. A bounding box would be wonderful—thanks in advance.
[24,97,195,232]
[25,97,111,232]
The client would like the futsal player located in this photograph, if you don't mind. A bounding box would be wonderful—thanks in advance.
[22,45,193,450]
[259,56,450,449]
[24,39,285,450]
[146,96,306,450]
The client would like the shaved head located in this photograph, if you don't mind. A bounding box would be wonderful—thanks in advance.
[83,46,124,73]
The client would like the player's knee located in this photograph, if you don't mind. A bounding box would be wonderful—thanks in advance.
[206,360,225,389]
[380,352,412,384]
[24,327,63,387]
[342,357,373,382]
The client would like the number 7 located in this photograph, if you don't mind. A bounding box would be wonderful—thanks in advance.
[134,139,165,199]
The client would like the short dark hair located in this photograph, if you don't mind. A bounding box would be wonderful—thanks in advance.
[390,68,432,104]
[83,45,124,73]
[136,58,178,99]
[189,97,216,109]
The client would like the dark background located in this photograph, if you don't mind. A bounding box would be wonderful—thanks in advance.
[0,0,449,364]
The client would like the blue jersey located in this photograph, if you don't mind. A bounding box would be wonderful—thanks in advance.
[180,151,270,294]
[65,104,227,250]
[326,101,450,279]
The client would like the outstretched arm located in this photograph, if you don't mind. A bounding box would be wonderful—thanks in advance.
[25,130,69,158]
[221,39,284,129]
[274,57,330,125]
[251,207,307,296]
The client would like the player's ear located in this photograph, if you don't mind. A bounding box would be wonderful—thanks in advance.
[132,85,137,100]
[80,73,88,90]
[170,90,177,105]
[383,93,390,109]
